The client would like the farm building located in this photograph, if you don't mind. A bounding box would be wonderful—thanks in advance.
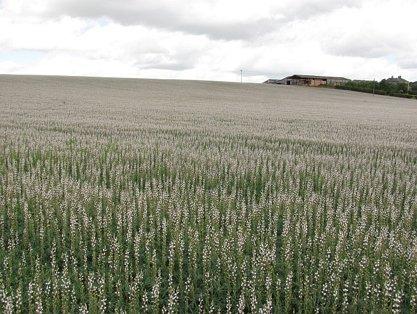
[264,79,282,84]
[385,76,409,85]
[264,74,350,86]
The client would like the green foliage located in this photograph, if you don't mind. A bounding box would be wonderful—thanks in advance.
[411,82,417,94]
[1,135,417,313]
[337,79,417,99]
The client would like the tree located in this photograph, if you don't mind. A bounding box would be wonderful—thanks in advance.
[410,82,417,95]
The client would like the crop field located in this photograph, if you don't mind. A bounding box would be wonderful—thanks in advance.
[0,75,417,313]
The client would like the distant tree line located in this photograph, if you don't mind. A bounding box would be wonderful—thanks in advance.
[336,79,417,99]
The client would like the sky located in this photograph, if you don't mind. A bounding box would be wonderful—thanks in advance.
[0,0,416,83]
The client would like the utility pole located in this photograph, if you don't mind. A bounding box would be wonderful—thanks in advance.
[240,69,243,83]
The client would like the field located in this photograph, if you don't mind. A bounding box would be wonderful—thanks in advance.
[0,75,417,313]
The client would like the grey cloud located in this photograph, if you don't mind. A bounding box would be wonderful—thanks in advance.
[44,0,278,40]
[398,58,417,69]
[134,54,196,71]
[139,62,192,71]
[396,50,417,70]
[44,0,359,40]
[323,33,412,59]
[282,0,361,22]
[131,44,203,71]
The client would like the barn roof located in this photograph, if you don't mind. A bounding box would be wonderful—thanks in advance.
[288,74,349,80]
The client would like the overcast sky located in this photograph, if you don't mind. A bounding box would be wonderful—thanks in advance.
[0,0,416,82]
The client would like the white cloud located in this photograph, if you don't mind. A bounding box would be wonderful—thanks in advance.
[0,0,416,82]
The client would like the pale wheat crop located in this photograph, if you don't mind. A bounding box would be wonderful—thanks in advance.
[0,75,417,313]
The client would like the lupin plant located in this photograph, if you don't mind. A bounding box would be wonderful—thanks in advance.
[0,76,417,312]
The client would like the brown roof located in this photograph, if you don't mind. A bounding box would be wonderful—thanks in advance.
[288,74,350,80]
